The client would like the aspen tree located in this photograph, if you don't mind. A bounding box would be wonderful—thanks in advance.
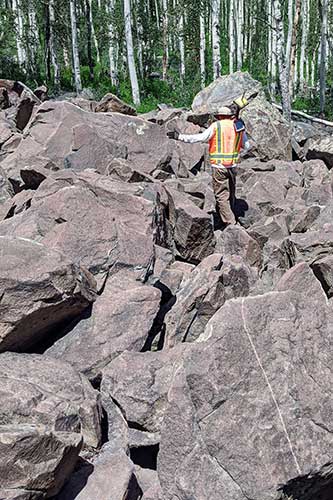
[124,0,141,105]
[200,3,206,88]
[320,0,328,114]
[236,0,243,70]
[12,0,26,67]
[289,0,302,97]
[179,9,185,82]
[229,0,235,73]
[89,0,101,64]
[162,0,168,80]
[300,0,309,91]
[70,0,82,94]
[212,0,221,79]
[49,0,60,89]
[273,0,291,121]
[108,0,119,87]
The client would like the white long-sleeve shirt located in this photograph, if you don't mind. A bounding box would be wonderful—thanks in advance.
[178,122,250,161]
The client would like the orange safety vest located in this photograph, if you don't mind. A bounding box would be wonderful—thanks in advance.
[209,119,243,167]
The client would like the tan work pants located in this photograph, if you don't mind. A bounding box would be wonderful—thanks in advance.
[211,166,236,225]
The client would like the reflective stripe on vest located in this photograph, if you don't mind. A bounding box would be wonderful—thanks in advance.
[209,120,243,167]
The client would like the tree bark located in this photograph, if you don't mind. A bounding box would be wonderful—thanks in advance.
[124,0,141,105]
[108,0,119,88]
[69,0,82,94]
[236,0,243,70]
[12,0,26,68]
[179,10,185,82]
[49,0,60,89]
[162,0,168,80]
[273,0,291,122]
[299,0,308,91]
[229,0,235,73]
[320,0,328,114]
[286,0,293,65]
[86,0,94,81]
[200,7,206,88]
[212,0,221,79]
[89,0,101,64]
[289,0,302,97]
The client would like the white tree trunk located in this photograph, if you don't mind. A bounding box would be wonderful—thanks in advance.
[179,12,185,81]
[229,0,235,73]
[12,0,26,67]
[69,0,82,94]
[124,0,141,105]
[49,0,60,88]
[108,0,119,87]
[89,0,100,64]
[285,0,293,66]
[299,0,308,90]
[273,0,291,121]
[162,0,168,79]
[320,0,328,114]
[289,0,301,97]
[236,0,243,70]
[212,0,221,79]
[200,9,206,88]
[154,0,160,30]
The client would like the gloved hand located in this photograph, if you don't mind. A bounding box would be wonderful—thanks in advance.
[167,129,180,140]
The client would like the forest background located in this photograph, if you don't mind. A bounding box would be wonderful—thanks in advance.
[0,0,332,118]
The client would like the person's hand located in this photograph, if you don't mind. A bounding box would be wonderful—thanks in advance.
[167,129,180,140]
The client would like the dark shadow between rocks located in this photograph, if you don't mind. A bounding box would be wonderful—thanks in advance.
[190,157,204,175]
[234,197,249,219]
[100,407,109,445]
[130,444,159,471]
[141,282,176,352]
[28,304,93,354]
[52,459,94,500]
[277,463,333,500]
[310,263,333,299]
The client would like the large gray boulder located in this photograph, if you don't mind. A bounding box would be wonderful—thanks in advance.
[191,72,291,161]
[95,92,137,115]
[0,352,102,499]
[0,236,96,352]
[0,170,162,290]
[0,100,201,184]
[166,187,215,262]
[46,269,161,381]
[157,264,333,500]
[0,352,102,448]
[164,253,255,348]
[101,345,186,434]
[56,445,140,500]
[0,424,82,500]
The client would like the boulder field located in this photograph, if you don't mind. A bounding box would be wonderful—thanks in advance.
[0,72,332,500]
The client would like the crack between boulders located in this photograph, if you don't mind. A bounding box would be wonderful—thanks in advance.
[240,297,302,476]
[182,286,213,343]
[213,456,253,500]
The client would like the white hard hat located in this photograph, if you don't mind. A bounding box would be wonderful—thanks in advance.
[213,106,233,116]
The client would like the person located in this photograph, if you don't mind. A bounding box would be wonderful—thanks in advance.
[167,105,250,226]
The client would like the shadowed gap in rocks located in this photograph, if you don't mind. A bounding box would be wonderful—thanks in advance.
[26,304,93,354]
[100,407,109,446]
[51,459,94,500]
[277,463,333,500]
[130,444,159,471]
[141,281,176,352]
[310,263,332,299]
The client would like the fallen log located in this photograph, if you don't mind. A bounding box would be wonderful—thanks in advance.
[273,103,333,128]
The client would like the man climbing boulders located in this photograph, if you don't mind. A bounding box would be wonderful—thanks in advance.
[167,105,250,226]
